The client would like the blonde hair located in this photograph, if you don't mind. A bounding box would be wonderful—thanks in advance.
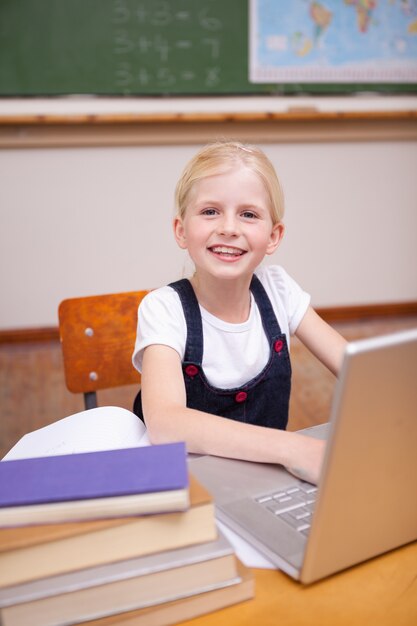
[174,141,285,224]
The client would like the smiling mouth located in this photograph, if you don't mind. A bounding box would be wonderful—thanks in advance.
[209,245,246,257]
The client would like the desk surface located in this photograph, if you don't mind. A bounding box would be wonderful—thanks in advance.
[183,541,417,626]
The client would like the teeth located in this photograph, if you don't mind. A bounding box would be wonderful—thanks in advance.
[211,246,243,255]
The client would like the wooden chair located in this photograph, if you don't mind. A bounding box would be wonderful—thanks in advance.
[58,290,148,409]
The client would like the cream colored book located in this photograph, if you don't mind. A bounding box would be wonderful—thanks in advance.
[5,559,255,626]
[85,559,254,626]
[0,476,216,589]
[0,536,239,626]
[0,532,234,607]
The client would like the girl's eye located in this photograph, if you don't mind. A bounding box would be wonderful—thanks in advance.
[201,208,217,216]
[241,211,257,219]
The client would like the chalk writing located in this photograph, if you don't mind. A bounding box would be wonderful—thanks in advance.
[112,0,223,94]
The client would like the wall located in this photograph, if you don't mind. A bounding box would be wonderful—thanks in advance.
[1,99,416,330]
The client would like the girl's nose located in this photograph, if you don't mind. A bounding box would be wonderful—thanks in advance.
[217,213,239,236]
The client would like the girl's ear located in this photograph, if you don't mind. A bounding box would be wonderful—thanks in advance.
[173,216,188,250]
[266,221,285,256]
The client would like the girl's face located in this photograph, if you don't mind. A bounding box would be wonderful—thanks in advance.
[173,165,284,284]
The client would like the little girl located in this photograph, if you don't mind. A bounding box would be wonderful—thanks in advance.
[132,141,347,485]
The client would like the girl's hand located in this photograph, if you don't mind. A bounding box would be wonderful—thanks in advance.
[284,435,326,486]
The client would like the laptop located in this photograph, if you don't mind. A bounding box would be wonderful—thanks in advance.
[189,328,417,584]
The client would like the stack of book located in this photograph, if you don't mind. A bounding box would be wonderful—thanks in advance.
[0,411,254,626]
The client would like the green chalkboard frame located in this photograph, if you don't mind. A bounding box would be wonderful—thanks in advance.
[0,0,416,96]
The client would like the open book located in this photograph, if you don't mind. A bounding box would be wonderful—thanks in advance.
[2,407,151,461]
[0,409,189,526]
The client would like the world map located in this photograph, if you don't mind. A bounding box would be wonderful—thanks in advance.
[250,0,417,83]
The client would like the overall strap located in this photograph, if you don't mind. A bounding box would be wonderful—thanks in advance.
[169,279,204,364]
[170,275,283,363]
[250,274,283,342]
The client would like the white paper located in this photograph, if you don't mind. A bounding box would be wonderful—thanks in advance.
[216,520,276,569]
[2,406,150,461]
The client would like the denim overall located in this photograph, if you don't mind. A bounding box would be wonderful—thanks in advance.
[133,275,291,430]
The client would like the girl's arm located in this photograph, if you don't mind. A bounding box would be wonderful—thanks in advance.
[295,307,348,376]
[141,343,325,484]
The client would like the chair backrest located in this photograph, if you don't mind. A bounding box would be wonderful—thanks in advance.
[58,290,148,409]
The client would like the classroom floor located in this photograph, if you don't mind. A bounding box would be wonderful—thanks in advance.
[1,315,417,459]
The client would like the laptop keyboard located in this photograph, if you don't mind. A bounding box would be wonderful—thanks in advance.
[254,481,318,536]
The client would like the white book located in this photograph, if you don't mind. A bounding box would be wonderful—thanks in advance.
[2,406,150,461]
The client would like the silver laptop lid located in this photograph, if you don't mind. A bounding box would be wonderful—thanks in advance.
[301,328,417,583]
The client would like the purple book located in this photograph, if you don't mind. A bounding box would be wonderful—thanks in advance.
[0,442,188,508]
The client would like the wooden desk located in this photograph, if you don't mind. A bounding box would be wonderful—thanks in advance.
[183,541,417,626]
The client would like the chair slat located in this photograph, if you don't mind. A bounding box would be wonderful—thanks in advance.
[58,291,147,395]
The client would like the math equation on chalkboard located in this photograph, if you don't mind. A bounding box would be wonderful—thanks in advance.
[112,0,236,94]
[0,0,253,96]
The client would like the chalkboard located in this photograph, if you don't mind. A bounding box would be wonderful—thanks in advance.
[0,0,415,96]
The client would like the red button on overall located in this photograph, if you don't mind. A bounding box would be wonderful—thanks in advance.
[185,365,199,377]
[235,391,247,403]
[274,340,284,353]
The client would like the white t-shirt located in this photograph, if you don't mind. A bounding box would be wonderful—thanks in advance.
[132,265,310,390]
